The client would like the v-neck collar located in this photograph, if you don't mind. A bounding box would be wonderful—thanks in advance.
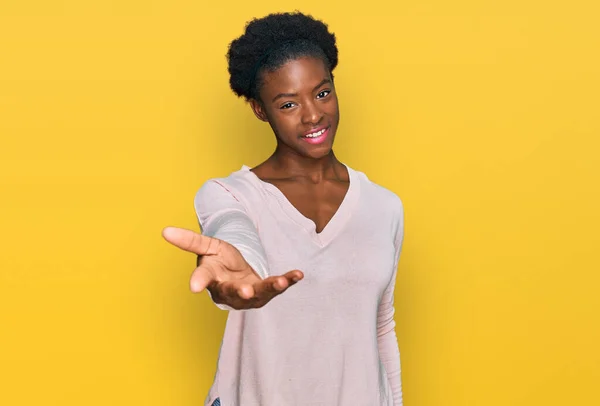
[241,163,360,247]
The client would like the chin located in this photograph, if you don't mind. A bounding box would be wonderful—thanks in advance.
[304,145,333,160]
[302,130,336,157]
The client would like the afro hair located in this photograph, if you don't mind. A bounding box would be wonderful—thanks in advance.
[226,11,338,101]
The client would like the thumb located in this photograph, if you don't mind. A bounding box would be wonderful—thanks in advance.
[162,226,221,256]
[190,264,217,293]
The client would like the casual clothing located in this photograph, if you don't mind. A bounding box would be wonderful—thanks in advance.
[195,164,405,406]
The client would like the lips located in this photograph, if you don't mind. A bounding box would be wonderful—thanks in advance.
[301,125,330,145]
[303,125,329,138]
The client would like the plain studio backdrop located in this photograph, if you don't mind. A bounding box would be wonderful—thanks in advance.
[1,1,599,405]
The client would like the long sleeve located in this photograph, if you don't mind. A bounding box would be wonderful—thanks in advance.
[376,211,405,405]
[194,179,270,310]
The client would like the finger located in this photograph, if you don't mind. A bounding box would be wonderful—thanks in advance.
[219,280,255,300]
[253,271,303,300]
[254,276,289,297]
[162,226,221,256]
[212,281,260,310]
[190,265,217,293]
[282,270,304,283]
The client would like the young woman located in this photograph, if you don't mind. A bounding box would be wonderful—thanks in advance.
[163,11,405,406]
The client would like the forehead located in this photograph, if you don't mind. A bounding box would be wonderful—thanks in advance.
[260,57,330,96]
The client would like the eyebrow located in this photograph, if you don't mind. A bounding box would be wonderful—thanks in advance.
[271,78,332,103]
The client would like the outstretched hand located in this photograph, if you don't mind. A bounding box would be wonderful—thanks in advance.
[162,226,303,310]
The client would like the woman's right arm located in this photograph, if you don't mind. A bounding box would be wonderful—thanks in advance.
[194,180,270,281]
[162,180,303,311]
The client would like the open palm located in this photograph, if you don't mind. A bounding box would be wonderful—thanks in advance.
[162,226,303,310]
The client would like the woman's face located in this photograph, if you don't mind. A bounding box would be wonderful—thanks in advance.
[250,56,340,160]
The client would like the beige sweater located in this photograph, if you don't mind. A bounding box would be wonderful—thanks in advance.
[195,164,405,406]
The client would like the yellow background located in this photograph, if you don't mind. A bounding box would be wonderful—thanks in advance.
[1,1,599,405]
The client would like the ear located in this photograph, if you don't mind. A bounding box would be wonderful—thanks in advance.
[250,99,269,122]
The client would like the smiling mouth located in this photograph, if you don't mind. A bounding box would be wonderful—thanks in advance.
[301,126,330,145]
[304,127,328,138]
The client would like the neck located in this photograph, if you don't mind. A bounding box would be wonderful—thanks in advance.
[267,147,343,181]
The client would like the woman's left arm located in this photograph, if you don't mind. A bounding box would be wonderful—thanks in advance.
[377,206,405,405]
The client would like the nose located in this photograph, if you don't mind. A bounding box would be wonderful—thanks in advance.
[301,100,323,125]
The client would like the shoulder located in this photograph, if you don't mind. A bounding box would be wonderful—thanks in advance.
[352,167,404,217]
[350,167,405,248]
[194,165,265,213]
[196,165,257,196]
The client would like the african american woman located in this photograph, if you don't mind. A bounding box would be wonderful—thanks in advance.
[163,11,405,406]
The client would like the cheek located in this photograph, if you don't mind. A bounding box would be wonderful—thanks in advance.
[268,111,298,136]
[326,97,340,121]
[327,93,340,110]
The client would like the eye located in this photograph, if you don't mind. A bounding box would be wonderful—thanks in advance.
[280,102,295,109]
[317,90,331,99]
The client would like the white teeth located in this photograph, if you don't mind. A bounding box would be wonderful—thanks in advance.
[305,129,325,138]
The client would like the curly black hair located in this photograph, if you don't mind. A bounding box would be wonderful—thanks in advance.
[226,11,338,101]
